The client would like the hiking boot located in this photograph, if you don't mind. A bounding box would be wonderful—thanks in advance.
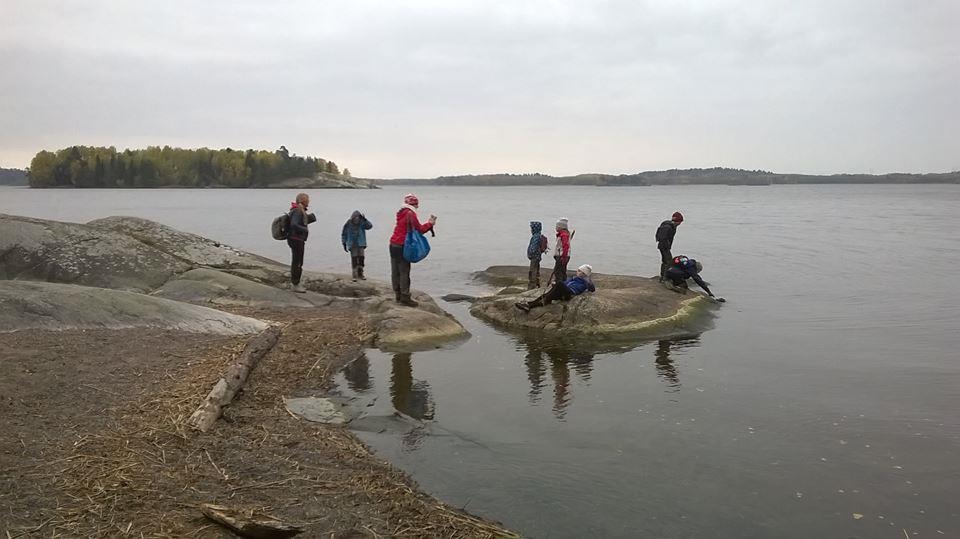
[399,295,419,308]
[292,284,307,293]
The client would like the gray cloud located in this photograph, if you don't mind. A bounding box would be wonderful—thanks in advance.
[1,0,958,176]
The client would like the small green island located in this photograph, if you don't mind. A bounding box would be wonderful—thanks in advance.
[25,145,375,189]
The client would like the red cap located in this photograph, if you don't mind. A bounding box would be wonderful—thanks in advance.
[672,211,684,223]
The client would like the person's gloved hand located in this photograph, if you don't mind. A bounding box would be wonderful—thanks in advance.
[342,243,348,252]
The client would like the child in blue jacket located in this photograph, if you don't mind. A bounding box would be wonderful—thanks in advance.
[526,221,549,290]
[516,264,595,312]
[342,210,373,281]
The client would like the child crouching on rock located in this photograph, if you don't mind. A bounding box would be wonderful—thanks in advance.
[342,210,373,281]
[663,255,725,302]
[515,264,595,312]
[526,221,549,290]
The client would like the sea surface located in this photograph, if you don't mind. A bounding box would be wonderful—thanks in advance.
[2,184,958,537]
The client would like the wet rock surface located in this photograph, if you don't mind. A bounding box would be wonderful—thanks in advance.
[284,396,359,425]
[469,265,715,338]
[0,213,467,349]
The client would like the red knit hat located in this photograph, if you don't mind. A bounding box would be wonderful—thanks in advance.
[672,211,684,223]
[404,193,419,207]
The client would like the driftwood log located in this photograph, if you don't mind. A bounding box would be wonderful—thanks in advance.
[188,325,281,432]
[200,503,304,539]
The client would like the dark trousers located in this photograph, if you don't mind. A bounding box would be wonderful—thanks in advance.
[528,258,541,290]
[389,244,411,298]
[350,246,366,278]
[288,238,305,285]
[659,246,672,280]
[529,281,572,308]
[552,255,569,285]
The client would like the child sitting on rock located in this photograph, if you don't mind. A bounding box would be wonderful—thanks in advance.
[526,221,549,290]
[515,264,595,312]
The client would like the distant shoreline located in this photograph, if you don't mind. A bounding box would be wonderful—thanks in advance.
[4,166,958,188]
[376,168,960,186]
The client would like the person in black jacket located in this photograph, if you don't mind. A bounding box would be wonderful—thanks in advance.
[287,192,316,293]
[656,211,683,281]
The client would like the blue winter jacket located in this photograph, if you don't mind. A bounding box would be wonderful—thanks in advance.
[341,211,373,249]
[563,276,595,296]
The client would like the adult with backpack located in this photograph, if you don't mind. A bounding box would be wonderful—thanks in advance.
[526,221,549,290]
[341,210,373,281]
[286,192,316,293]
[656,211,683,281]
[389,193,436,307]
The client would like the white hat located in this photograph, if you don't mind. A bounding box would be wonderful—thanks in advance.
[577,264,592,277]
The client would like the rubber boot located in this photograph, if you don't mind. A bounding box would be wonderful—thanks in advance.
[399,294,419,308]
[351,257,358,282]
[357,257,366,280]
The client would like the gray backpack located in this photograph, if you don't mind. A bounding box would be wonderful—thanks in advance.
[271,213,289,240]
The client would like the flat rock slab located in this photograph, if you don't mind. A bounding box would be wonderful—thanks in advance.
[284,397,359,425]
[0,280,267,335]
[469,265,716,339]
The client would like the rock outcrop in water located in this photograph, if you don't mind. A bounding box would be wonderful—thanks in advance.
[0,213,467,349]
[469,265,716,339]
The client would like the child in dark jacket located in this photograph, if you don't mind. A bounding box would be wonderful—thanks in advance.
[342,210,373,281]
[663,255,724,301]
[516,264,595,312]
[526,221,549,290]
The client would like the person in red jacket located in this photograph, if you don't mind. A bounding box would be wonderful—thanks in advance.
[551,217,572,285]
[389,193,437,307]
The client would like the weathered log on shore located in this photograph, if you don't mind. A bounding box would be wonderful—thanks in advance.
[188,325,282,432]
[200,503,304,539]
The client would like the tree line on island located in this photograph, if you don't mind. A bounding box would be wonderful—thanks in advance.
[27,146,350,188]
[0,167,28,186]
[383,168,960,186]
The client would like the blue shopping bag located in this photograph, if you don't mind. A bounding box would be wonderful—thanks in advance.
[403,221,431,263]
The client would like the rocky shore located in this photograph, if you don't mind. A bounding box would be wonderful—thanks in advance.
[0,213,467,350]
[0,213,511,537]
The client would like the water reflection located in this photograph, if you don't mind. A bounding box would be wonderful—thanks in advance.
[341,353,372,391]
[514,334,704,417]
[516,335,596,420]
[653,337,701,391]
[390,353,435,421]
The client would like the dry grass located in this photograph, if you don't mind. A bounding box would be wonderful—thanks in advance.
[2,310,517,538]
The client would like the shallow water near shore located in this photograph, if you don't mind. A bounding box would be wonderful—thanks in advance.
[3,184,959,537]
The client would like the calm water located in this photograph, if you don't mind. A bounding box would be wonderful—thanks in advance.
[2,185,959,537]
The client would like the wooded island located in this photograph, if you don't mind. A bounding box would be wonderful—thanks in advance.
[27,146,353,188]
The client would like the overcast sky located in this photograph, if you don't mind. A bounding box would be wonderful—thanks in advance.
[1,0,957,177]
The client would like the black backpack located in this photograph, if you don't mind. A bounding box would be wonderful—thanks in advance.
[655,220,673,242]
